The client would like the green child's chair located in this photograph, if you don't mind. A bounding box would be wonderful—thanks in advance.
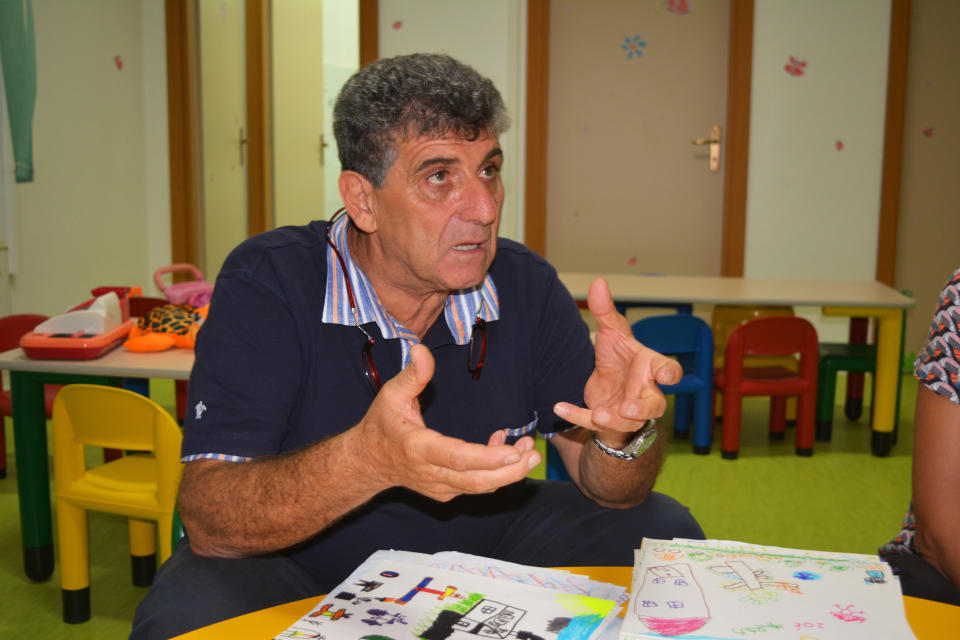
[53,384,183,623]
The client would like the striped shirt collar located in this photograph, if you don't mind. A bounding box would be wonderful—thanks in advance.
[321,214,500,367]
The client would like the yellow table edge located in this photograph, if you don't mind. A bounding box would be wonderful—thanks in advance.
[172,565,960,639]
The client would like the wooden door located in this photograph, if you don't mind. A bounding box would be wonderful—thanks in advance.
[197,0,248,278]
[545,0,731,276]
[272,0,325,229]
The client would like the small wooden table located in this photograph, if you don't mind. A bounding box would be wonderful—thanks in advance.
[559,273,915,457]
[0,346,194,582]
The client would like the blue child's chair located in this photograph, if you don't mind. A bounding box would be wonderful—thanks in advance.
[631,314,715,454]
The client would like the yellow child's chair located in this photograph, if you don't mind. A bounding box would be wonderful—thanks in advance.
[53,384,183,623]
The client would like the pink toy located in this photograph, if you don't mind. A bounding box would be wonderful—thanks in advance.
[154,264,214,307]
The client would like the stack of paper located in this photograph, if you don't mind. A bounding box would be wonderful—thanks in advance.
[619,538,916,640]
[275,549,628,639]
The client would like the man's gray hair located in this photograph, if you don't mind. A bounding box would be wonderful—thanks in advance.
[333,53,510,188]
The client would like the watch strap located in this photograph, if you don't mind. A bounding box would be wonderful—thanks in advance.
[591,419,658,460]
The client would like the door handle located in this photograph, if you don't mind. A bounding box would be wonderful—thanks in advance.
[691,124,721,172]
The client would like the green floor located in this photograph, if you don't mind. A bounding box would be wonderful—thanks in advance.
[0,375,915,638]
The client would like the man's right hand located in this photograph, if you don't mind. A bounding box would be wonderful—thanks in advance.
[357,343,540,502]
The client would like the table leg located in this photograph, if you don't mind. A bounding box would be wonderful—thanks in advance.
[10,372,54,582]
[871,308,904,456]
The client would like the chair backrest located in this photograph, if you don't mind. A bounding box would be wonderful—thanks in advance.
[128,296,169,319]
[52,384,183,506]
[632,314,712,356]
[0,313,49,352]
[724,316,819,376]
[632,314,714,380]
[710,303,791,347]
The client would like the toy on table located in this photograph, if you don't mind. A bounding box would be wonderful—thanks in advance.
[154,264,213,307]
[123,302,208,352]
[20,290,137,360]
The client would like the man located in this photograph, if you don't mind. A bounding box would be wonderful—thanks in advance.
[131,53,703,638]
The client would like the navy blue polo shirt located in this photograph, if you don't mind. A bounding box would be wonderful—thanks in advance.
[181,219,595,581]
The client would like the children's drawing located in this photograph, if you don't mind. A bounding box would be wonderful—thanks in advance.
[619,539,917,639]
[830,603,866,623]
[275,557,620,640]
[633,564,709,637]
[710,559,801,605]
[864,569,886,585]
[421,598,526,638]
[362,608,408,626]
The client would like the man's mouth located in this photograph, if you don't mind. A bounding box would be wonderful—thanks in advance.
[452,242,483,251]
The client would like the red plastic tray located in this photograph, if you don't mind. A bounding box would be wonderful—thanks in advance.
[20,319,136,360]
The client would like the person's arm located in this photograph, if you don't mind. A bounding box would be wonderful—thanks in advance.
[547,419,666,508]
[553,278,680,508]
[180,344,540,557]
[911,384,960,588]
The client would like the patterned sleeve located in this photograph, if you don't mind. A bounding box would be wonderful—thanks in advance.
[913,267,960,406]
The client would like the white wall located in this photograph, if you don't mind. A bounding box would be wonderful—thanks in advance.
[377,0,527,243]
[3,0,170,316]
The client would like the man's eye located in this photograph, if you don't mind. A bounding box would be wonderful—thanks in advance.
[428,170,448,184]
[481,164,500,178]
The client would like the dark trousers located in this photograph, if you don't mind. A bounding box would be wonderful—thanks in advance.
[884,552,960,606]
[130,480,704,639]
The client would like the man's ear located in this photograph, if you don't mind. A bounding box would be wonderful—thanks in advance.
[338,171,377,233]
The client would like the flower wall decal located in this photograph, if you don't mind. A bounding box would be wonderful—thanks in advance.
[623,35,647,59]
[784,56,807,76]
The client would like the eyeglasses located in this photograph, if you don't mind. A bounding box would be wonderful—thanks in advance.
[325,209,487,394]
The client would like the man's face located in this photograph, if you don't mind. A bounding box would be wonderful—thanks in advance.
[365,134,504,295]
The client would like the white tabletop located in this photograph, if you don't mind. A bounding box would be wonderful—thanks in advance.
[558,273,915,309]
[0,346,194,379]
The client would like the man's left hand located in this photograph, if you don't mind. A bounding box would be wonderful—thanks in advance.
[554,278,682,438]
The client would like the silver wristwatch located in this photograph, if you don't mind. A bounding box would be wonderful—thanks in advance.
[591,419,658,460]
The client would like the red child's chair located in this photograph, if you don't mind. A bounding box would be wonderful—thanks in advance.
[713,316,819,460]
[0,314,59,478]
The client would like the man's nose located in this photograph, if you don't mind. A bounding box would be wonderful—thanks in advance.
[461,177,501,224]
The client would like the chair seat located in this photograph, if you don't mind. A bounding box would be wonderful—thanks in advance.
[83,455,157,492]
[60,455,164,516]
[715,366,812,395]
[819,341,877,358]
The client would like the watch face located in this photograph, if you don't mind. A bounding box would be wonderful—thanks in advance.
[626,422,658,456]
[592,420,657,459]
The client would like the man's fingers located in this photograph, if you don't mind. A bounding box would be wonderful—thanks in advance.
[556,392,666,432]
[418,432,530,471]
[389,343,435,400]
[554,401,598,430]
[587,278,630,335]
[409,432,540,498]
[654,357,683,386]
